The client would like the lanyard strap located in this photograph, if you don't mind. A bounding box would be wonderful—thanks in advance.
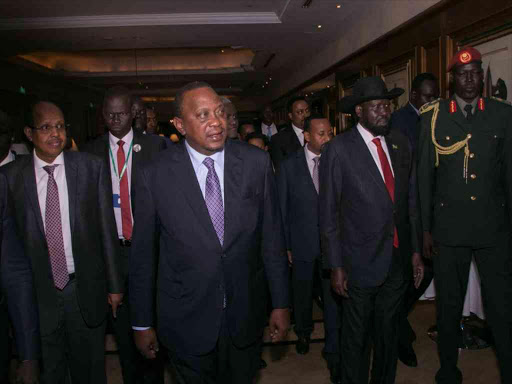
[109,140,133,181]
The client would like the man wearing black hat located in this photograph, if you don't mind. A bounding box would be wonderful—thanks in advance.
[320,76,423,384]
[417,46,512,384]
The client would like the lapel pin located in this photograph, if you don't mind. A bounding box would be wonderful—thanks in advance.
[392,144,398,150]
[133,144,141,153]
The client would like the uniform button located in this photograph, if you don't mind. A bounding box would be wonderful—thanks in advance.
[471,196,477,201]
[470,153,475,159]
[467,134,472,139]
[470,174,476,179]
[440,202,444,207]
[446,136,451,140]
[494,135,498,138]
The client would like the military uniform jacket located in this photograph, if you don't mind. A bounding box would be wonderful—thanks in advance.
[417,96,512,247]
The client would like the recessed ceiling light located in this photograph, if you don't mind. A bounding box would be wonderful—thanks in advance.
[266,81,269,85]
[269,77,272,80]
[336,4,341,9]
[221,49,225,53]
[317,25,322,29]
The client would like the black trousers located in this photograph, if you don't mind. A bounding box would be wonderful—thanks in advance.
[0,299,9,383]
[342,247,407,384]
[111,245,164,384]
[433,236,512,384]
[398,259,434,349]
[168,312,260,384]
[40,280,106,384]
[321,267,342,368]
[292,259,319,338]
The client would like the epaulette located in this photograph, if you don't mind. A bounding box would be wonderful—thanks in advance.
[419,98,441,114]
[490,96,512,106]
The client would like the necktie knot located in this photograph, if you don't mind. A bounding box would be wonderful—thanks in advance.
[43,164,58,176]
[464,104,473,120]
[372,137,382,148]
[203,157,215,170]
[118,139,125,147]
[312,156,320,165]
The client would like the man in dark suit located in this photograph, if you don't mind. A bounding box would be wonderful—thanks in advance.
[0,173,40,384]
[277,114,342,383]
[269,96,310,168]
[129,81,290,384]
[389,72,438,367]
[1,101,123,384]
[320,77,424,384]
[82,86,167,384]
[418,47,512,384]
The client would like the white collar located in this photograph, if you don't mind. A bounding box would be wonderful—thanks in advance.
[33,150,65,168]
[185,140,225,173]
[109,129,134,148]
[409,101,420,116]
[356,123,384,146]
[305,143,320,161]
[292,123,303,134]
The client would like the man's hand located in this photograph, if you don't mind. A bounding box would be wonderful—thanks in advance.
[134,328,159,359]
[269,308,290,343]
[411,252,424,289]
[331,267,349,298]
[108,293,124,318]
[287,250,293,266]
[16,360,39,384]
[423,231,435,259]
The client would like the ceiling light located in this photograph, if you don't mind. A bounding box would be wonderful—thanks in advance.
[269,77,272,80]
[221,49,225,53]
[336,4,341,8]
[265,81,269,85]
[317,24,322,29]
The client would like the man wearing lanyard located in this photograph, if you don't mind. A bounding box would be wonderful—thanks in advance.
[83,86,167,384]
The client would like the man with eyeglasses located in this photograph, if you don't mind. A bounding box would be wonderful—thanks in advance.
[269,96,310,169]
[0,100,123,384]
[83,86,167,384]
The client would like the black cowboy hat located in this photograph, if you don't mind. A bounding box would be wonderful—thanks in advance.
[338,76,404,113]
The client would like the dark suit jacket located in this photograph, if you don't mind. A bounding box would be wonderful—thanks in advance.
[82,131,168,281]
[0,173,40,360]
[276,148,320,263]
[269,124,303,168]
[319,128,420,288]
[129,140,289,355]
[0,152,122,336]
[418,96,512,246]
[390,102,421,154]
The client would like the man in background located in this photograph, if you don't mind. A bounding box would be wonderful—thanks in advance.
[0,111,16,167]
[132,96,147,134]
[238,121,256,142]
[146,107,158,135]
[246,132,269,152]
[222,97,239,140]
[260,105,278,141]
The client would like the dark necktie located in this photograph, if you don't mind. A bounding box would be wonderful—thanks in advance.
[372,138,399,248]
[43,165,69,290]
[203,157,224,245]
[117,140,132,240]
[312,156,320,194]
[464,104,473,122]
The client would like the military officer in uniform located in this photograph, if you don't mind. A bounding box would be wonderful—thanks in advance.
[417,46,512,384]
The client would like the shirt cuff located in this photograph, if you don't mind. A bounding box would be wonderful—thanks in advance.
[132,326,151,331]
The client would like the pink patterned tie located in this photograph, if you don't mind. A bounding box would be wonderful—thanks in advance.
[44,165,69,290]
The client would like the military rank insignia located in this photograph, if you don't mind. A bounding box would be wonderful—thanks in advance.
[449,100,457,113]
[478,98,485,111]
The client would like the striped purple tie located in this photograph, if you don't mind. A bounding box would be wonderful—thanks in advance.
[203,158,224,245]
[43,165,69,290]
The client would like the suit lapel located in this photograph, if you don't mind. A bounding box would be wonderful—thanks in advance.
[22,156,45,237]
[299,149,317,195]
[350,129,389,198]
[171,143,223,250]
[223,141,242,250]
[63,152,78,234]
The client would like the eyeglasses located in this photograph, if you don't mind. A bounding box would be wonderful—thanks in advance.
[106,111,131,120]
[29,123,68,133]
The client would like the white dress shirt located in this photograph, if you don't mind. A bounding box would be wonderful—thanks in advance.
[292,123,305,147]
[261,122,277,138]
[34,151,75,274]
[409,101,420,116]
[109,129,134,239]
[356,123,395,180]
[304,144,320,179]
[185,140,225,205]
[0,151,15,167]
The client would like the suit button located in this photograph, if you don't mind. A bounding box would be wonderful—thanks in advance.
[445,136,451,140]
[440,202,444,207]
[471,196,477,201]
[470,153,475,159]
[467,134,472,139]
[470,174,476,180]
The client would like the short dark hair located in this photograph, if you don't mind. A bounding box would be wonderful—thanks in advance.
[103,86,132,107]
[174,81,215,118]
[238,120,255,135]
[246,131,269,146]
[287,96,308,113]
[303,113,326,132]
[411,73,438,92]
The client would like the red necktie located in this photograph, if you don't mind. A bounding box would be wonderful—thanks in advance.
[117,140,132,240]
[372,138,399,248]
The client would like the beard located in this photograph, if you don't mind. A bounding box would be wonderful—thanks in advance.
[360,116,390,137]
